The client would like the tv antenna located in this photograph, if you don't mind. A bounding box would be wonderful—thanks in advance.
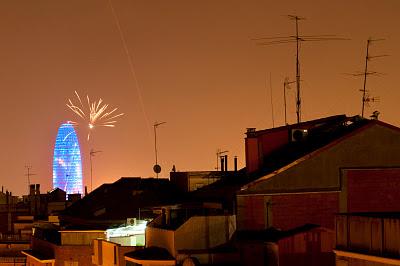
[89,149,102,192]
[254,15,349,123]
[153,121,166,178]
[216,149,228,171]
[268,72,275,128]
[283,77,296,125]
[346,38,387,117]
[24,165,36,187]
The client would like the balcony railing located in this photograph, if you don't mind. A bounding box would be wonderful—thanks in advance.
[336,213,400,258]
[0,257,26,263]
[0,233,31,242]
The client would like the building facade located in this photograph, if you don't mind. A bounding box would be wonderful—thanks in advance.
[236,116,400,265]
[238,118,400,231]
[52,123,83,195]
[334,213,400,266]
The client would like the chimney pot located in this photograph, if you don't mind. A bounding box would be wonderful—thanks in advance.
[224,155,228,171]
[246,128,257,137]
[234,156,238,172]
[220,156,225,172]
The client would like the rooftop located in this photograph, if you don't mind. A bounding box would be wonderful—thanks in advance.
[164,116,386,207]
[125,246,174,261]
[21,250,54,262]
[235,224,321,242]
[337,212,400,219]
[61,177,185,224]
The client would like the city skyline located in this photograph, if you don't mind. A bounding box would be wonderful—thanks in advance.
[1,0,399,195]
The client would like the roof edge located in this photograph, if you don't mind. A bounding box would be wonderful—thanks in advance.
[240,119,397,193]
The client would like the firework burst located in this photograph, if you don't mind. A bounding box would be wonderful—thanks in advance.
[67,91,124,140]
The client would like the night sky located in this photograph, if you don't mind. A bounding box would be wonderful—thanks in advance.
[1,0,399,195]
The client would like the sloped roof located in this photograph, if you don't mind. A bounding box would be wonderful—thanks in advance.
[246,114,348,137]
[124,246,174,262]
[48,187,65,194]
[337,212,400,219]
[240,116,400,193]
[186,169,248,207]
[61,177,184,223]
[183,116,395,202]
[21,250,54,262]
[235,224,322,242]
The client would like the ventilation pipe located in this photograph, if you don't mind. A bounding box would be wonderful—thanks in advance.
[234,156,238,172]
[220,156,225,172]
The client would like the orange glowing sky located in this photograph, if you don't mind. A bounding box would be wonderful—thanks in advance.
[1,0,399,195]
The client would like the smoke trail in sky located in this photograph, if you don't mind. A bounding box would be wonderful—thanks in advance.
[107,0,151,136]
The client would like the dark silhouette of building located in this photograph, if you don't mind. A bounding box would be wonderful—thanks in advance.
[236,115,400,265]
[19,114,400,266]
[60,177,183,228]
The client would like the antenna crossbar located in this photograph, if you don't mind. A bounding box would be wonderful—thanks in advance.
[348,38,387,117]
[254,15,348,124]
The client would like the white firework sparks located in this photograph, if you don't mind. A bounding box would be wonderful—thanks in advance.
[67,91,124,140]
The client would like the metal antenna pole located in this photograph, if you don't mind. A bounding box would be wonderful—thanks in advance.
[24,165,36,188]
[154,125,158,166]
[27,167,31,186]
[89,149,102,192]
[269,72,275,127]
[153,122,166,178]
[347,38,387,118]
[361,39,370,118]
[283,78,296,125]
[216,149,220,171]
[90,151,93,192]
[295,17,301,123]
[253,15,348,125]
[284,81,287,125]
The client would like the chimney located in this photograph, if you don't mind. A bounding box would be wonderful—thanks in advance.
[1,186,3,193]
[85,186,88,196]
[35,184,40,195]
[30,185,35,195]
[224,155,228,171]
[220,156,225,172]
[246,128,257,137]
[234,156,238,172]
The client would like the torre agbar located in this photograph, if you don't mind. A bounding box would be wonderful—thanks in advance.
[53,122,83,194]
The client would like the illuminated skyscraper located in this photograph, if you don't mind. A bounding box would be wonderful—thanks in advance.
[53,123,83,194]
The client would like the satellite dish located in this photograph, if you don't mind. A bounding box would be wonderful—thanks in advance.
[153,164,161,174]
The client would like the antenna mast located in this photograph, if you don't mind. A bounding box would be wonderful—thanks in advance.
[292,15,302,124]
[24,165,36,187]
[284,78,296,125]
[89,149,102,192]
[153,121,166,178]
[346,38,386,117]
[360,38,386,117]
[269,72,275,127]
[254,15,348,124]
[361,39,370,118]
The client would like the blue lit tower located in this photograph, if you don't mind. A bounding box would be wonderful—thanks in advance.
[53,123,83,194]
